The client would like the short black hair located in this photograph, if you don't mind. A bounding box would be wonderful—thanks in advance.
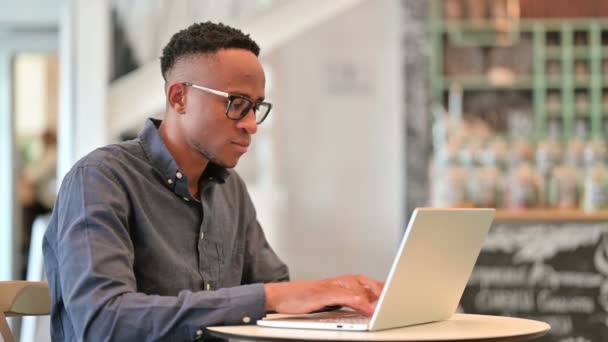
[160,21,260,81]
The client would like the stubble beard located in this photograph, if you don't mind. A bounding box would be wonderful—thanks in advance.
[191,140,238,169]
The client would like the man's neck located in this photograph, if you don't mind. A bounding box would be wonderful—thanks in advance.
[158,118,208,198]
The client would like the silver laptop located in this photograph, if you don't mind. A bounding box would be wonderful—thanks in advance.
[257,208,495,331]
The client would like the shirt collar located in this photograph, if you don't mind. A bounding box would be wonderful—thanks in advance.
[138,118,230,194]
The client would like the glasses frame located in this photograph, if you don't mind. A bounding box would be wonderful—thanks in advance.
[182,82,272,124]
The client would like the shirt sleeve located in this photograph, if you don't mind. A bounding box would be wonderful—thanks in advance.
[235,172,290,284]
[47,163,267,341]
[242,217,290,284]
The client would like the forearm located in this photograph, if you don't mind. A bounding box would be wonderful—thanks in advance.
[72,284,266,341]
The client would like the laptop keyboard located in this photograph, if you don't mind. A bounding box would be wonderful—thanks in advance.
[317,313,370,324]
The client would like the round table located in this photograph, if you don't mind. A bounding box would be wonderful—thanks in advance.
[206,313,550,341]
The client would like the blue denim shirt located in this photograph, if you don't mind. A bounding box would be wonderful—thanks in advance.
[43,118,289,341]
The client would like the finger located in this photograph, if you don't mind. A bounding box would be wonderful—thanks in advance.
[318,283,375,317]
[355,276,384,300]
[337,290,375,317]
[325,276,380,315]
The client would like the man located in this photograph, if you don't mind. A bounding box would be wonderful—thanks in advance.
[43,22,382,341]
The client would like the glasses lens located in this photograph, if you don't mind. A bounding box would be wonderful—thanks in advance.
[227,96,272,124]
[255,103,271,124]
[227,97,253,120]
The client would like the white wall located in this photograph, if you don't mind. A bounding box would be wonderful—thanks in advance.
[0,0,60,26]
[0,0,59,282]
[15,55,50,137]
[0,52,16,282]
[57,0,110,181]
[265,1,404,281]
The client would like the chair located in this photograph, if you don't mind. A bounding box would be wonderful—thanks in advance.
[0,281,51,342]
[21,215,51,342]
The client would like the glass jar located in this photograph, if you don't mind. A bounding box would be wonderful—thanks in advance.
[470,158,503,208]
[487,136,509,173]
[504,161,543,209]
[431,147,472,208]
[581,162,608,212]
[581,139,608,212]
[536,136,562,206]
[547,163,582,209]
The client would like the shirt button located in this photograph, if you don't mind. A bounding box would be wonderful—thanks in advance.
[242,316,251,324]
[196,329,203,336]
[200,232,204,240]
[183,196,189,202]
[167,179,173,184]
[176,171,183,179]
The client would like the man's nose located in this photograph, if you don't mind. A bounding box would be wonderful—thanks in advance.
[237,108,258,134]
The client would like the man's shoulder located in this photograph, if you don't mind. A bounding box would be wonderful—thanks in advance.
[74,140,145,170]
[64,140,148,183]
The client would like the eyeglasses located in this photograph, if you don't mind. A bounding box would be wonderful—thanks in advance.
[182,82,272,125]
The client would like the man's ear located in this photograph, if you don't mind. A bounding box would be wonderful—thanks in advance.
[167,82,187,114]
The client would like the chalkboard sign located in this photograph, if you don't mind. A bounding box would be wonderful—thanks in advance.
[461,222,608,342]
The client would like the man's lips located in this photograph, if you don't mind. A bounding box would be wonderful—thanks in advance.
[231,141,250,153]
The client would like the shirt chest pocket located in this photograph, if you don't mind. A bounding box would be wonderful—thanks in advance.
[220,241,245,287]
[201,212,246,287]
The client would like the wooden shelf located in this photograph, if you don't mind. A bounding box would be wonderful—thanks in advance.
[442,76,534,90]
[495,209,608,222]
[436,18,608,33]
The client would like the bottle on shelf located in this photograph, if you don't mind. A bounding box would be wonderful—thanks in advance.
[581,139,608,213]
[547,147,582,210]
[548,162,582,209]
[488,135,509,173]
[430,145,473,208]
[581,160,608,213]
[584,138,607,168]
[470,139,503,208]
[504,137,543,209]
[566,120,588,169]
[536,121,562,206]
[504,160,544,210]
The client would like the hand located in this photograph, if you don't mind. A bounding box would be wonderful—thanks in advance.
[264,274,384,316]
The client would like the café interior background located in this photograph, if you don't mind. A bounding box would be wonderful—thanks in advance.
[3,1,608,341]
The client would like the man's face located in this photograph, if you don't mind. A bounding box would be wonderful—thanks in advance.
[175,49,266,168]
